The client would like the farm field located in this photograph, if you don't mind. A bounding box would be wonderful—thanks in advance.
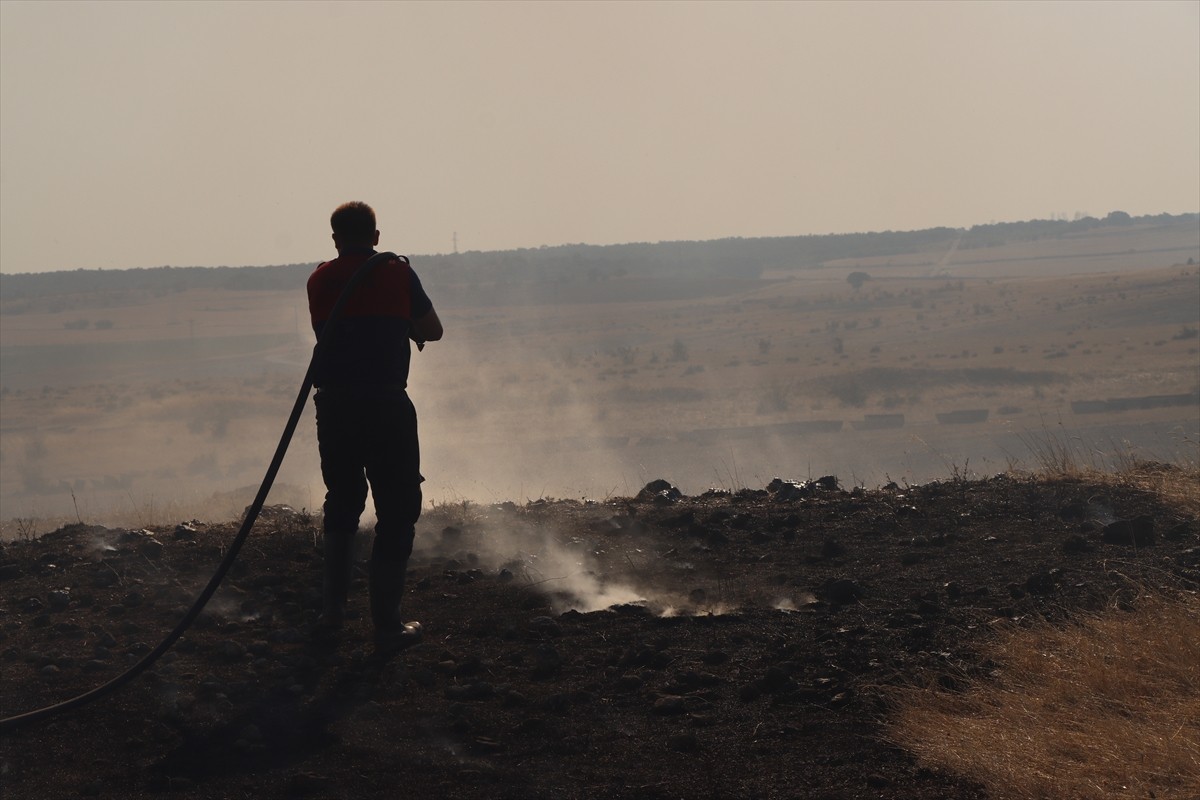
[1,219,1197,535]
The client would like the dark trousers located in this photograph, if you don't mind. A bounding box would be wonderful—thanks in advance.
[314,385,423,562]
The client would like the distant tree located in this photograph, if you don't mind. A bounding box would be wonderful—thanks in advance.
[1104,210,1132,225]
[847,271,871,290]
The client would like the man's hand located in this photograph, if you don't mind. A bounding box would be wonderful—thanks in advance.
[411,307,443,345]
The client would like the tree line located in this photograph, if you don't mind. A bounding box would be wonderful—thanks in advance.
[1,212,1193,303]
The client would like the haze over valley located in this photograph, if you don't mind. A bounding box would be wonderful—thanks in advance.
[2,213,1197,537]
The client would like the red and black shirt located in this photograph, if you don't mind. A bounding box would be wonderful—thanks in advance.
[306,248,433,388]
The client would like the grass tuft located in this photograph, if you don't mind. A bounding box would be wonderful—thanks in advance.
[888,591,1200,799]
[1012,423,1199,516]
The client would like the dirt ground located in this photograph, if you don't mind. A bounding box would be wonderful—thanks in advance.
[1,466,1197,799]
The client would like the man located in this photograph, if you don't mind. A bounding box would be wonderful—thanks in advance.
[306,201,442,643]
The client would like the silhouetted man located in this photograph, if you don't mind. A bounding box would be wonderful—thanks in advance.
[306,201,442,643]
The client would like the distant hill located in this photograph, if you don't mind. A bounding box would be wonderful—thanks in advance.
[1,211,1195,308]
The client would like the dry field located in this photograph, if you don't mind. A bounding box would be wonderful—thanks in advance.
[1,221,1197,535]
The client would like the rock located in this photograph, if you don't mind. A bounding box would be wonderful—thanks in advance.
[638,479,682,503]
[1024,569,1063,595]
[173,523,197,541]
[0,563,22,581]
[914,595,940,617]
[1101,516,1156,546]
[1062,534,1093,554]
[768,478,811,501]
[47,590,71,611]
[822,578,864,605]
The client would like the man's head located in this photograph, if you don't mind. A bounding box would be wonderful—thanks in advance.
[330,201,380,250]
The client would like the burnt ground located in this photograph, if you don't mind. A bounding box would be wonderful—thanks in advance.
[1,467,1197,800]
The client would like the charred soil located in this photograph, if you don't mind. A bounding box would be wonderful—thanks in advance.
[2,467,1198,799]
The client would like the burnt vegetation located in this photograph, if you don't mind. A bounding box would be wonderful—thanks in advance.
[1,466,1197,799]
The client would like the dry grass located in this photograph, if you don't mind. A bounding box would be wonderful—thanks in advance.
[1015,424,1200,516]
[1103,461,1200,518]
[889,591,1200,799]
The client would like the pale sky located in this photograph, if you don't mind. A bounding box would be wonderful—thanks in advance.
[1,0,1197,274]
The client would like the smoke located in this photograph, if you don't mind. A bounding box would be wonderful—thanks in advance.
[409,509,651,614]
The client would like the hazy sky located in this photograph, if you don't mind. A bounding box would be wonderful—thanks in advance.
[1,0,1197,274]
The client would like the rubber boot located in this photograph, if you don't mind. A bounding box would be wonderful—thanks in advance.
[316,532,356,633]
[369,559,421,648]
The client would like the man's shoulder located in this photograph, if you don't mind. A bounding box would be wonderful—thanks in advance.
[308,253,354,284]
[306,260,330,293]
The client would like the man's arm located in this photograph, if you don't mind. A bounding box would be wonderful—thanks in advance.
[411,307,443,345]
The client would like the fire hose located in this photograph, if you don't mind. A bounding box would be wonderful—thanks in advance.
[0,250,402,734]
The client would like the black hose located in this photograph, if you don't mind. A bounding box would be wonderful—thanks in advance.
[0,250,401,735]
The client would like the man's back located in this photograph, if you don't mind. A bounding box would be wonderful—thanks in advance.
[306,248,432,388]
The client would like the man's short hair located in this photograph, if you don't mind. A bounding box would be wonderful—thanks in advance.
[331,201,377,243]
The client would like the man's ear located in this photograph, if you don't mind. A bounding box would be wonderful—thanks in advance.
[373,230,380,246]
